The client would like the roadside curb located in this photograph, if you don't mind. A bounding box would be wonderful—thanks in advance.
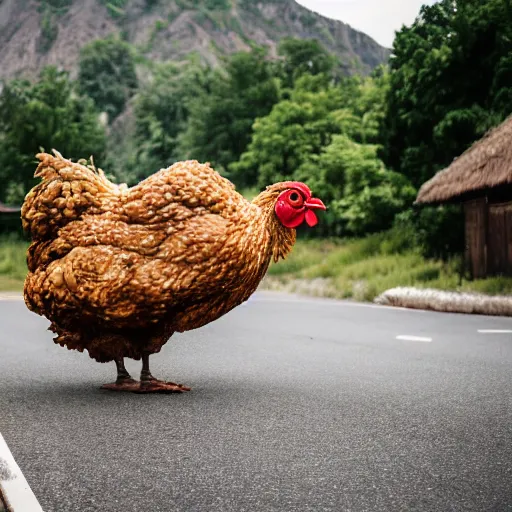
[0,433,44,511]
[375,286,512,317]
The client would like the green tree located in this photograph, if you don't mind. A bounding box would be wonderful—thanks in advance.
[78,36,138,122]
[352,66,390,143]
[277,37,338,88]
[293,133,415,236]
[230,72,385,189]
[327,136,416,235]
[230,76,348,189]
[0,66,106,204]
[178,47,281,176]
[379,0,512,258]
[381,0,512,189]
[230,67,409,236]
[113,62,213,184]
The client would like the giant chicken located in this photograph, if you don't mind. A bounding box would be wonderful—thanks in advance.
[22,151,325,393]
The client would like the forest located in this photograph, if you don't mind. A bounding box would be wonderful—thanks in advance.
[1,0,512,297]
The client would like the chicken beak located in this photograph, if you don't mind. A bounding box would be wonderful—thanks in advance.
[305,198,326,210]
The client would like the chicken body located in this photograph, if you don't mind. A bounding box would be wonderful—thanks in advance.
[22,152,301,390]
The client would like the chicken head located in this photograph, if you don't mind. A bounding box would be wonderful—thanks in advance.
[274,182,326,229]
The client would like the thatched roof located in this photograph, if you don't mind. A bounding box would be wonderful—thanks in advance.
[416,115,512,204]
[0,202,21,213]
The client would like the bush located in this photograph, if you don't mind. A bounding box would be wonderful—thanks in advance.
[393,206,465,261]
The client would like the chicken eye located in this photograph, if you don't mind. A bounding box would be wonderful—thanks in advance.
[288,191,303,206]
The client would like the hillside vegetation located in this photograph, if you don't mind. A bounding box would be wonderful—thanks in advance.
[0,0,389,82]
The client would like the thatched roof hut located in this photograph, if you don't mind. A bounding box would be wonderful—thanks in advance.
[416,114,512,205]
[415,115,512,279]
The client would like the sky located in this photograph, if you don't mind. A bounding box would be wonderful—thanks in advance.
[295,0,438,48]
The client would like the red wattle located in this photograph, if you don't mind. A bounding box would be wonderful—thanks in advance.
[305,209,318,227]
[283,211,306,228]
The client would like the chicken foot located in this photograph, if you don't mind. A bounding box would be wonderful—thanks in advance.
[134,354,191,393]
[101,355,190,393]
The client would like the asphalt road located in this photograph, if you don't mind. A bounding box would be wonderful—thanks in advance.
[1,292,512,512]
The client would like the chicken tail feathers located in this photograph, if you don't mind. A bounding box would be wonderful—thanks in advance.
[21,150,124,240]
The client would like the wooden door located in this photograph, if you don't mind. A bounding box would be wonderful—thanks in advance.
[464,199,487,278]
[487,202,512,276]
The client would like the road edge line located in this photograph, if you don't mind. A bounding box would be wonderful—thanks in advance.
[251,294,427,313]
[0,295,23,301]
[0,433,44,512]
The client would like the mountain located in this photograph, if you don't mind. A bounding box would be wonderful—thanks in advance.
[0,0,390,82]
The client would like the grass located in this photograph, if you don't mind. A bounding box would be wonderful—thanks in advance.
[264,233,512,302]
[0,236,28,291]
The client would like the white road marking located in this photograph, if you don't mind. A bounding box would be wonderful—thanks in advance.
[478,329,512,334]
[0,433,44,511]
[396,335,432,343]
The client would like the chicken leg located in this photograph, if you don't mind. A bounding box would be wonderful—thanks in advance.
[101,355,190,393]
[101,359,139,392]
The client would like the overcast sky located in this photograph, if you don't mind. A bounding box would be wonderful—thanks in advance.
[295,0,438,48]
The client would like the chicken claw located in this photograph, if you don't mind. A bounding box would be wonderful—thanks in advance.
[136,353,191,393]
[134,380,191,393]
[101,379,140,392]
[100,356,190,393]
[101,379,190,393]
